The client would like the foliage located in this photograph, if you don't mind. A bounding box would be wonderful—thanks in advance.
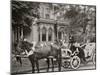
[54,4,96,42]
[12,1,40,35]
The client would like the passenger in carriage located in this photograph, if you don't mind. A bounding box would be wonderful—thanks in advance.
[70,41,87,63]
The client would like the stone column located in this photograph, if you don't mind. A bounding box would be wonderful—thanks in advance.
[21,26,23,40]
[31,24,39,43]
[46,28,48,42]
[52,30,54,42]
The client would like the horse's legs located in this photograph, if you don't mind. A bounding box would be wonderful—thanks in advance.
[58,50,62,72]
[28,55,35,73]
[35,59,39,73]
[51,58,54,72]
[46,58,50,72]
[58,58,61,71]
[30,60,35,73]
[16,57,22,66]
[19,57,22,66]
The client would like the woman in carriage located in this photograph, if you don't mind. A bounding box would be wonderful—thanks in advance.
[68,35,87,64]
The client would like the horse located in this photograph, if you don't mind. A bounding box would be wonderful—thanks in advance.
[18,40,62,73]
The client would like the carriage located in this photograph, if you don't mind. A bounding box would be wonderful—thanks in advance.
[61,42,96,70]
[61,44,81,69]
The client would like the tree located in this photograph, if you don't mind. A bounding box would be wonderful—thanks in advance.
[12,1,40,38]
[53,4,96,43]
[64,6,94,34]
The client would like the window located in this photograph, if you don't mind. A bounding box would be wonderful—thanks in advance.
[38,32,40,42]
[42,27,46,41]
[45,14,50,19]
[58,31,62,40]
[45,7,50,19]
[46,7,50,13]
[38,27,40,41]
[48,28,52,41]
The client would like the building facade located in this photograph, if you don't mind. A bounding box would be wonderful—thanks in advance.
[12,3,70,45]
[27,3,70,44]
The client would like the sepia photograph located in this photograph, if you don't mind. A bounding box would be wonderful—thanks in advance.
[11,0,96,74]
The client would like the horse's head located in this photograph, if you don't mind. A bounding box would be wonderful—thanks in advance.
[14,40,24,55]
[17,40,33,53]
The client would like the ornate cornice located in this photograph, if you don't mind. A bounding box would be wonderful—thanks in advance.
[37,18,70,26]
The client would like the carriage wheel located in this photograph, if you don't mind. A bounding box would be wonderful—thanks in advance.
[70,56,80,69]
[62,60,70,68]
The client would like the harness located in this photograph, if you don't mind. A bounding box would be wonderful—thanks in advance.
[25,48,35,57]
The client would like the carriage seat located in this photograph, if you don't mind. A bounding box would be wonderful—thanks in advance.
[61,48,72,58]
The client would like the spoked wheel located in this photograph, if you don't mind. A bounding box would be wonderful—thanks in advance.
[70,56,80,70]
[62,60,70,68]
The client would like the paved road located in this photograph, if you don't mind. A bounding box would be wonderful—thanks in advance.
[31,62,95,73]
[11,58,95,74]
[16,62,95,74]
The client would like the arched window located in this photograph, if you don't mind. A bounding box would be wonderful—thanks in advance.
[58,27,64,40]
[58,31,62,40]
[42,27,46,41]
[48,28,52,41]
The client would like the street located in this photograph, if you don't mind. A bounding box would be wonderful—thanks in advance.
[11,58,96,74]
[27,61,95,73]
